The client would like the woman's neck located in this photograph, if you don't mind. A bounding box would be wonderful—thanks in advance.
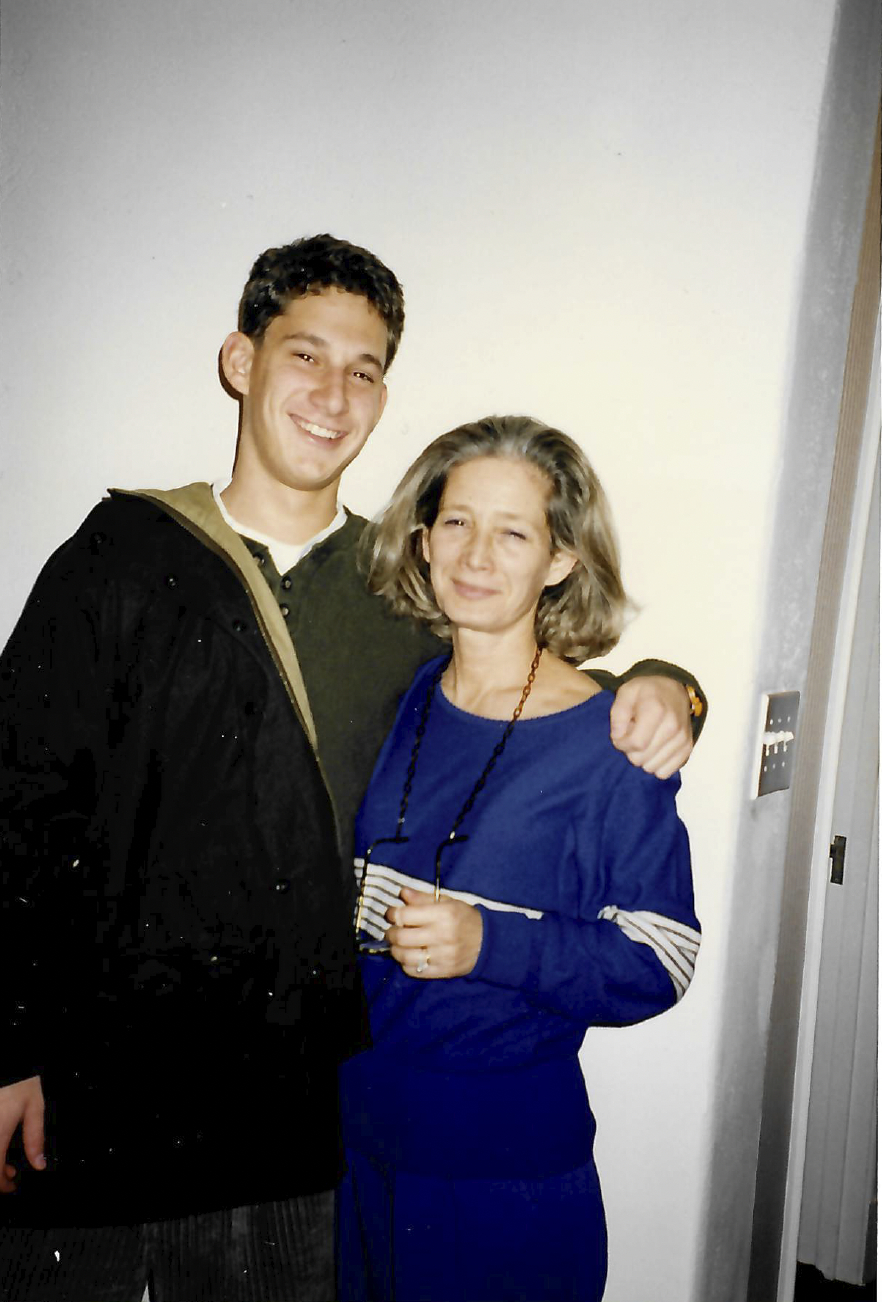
[443,627,541,719]
[442,626,600,720]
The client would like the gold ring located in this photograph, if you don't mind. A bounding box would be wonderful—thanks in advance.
[415,950,430,974]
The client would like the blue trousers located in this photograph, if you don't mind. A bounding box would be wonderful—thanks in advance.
[336,1149,607,1302]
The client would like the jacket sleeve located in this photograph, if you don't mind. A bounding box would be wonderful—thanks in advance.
[0,534,105,1086]
[465,763,700,1027]
[584,658,707,741]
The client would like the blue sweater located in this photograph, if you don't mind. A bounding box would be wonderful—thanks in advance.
[340,658,700,1180]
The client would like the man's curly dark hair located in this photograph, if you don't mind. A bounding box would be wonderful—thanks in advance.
[237,234,405,371]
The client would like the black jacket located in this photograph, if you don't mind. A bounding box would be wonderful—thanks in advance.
[0,486,372,1224]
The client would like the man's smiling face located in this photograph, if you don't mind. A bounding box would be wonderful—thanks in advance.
[225,287,389,499]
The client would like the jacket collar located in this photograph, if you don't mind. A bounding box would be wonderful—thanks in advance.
[112,482,318,750]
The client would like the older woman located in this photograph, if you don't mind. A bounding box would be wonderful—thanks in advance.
[338,416,700,1302]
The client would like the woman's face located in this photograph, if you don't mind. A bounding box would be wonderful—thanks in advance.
[421,456,576,639]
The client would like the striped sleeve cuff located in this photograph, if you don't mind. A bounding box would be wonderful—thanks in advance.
[596,905,700,1000]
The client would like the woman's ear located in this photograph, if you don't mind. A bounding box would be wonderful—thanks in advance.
[220,332,255,397]
[420,525,431,564]
[545,549,578,588]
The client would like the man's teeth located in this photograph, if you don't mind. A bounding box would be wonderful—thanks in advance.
[300,420,343,440]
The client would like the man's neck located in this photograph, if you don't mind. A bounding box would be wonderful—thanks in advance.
[221,475,338,547]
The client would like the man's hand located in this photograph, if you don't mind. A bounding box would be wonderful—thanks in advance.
[0,1075,45,1193]
[386,889,483,979]
[610,675,693,779]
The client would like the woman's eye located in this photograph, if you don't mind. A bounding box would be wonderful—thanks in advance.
[506,530,527,541]
[294,352,315,364]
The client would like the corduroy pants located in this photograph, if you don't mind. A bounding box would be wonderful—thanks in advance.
[0,1192,335,1302]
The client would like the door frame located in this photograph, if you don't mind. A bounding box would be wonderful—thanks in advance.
[777,313,880,1300]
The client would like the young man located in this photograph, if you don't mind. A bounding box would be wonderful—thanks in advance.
[0,235,704,1301]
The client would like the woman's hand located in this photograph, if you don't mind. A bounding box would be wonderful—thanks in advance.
[385,888,483,979]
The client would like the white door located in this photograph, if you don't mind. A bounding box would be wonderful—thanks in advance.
[796,445,879,1286]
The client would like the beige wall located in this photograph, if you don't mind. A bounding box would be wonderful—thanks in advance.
[1,2,876,1298]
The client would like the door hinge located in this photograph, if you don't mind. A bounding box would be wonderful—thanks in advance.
[829,834,847,885]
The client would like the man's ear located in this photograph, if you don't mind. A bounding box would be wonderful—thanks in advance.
[221,332,255,397]
[377,382,388,422]
[545,549,578,587]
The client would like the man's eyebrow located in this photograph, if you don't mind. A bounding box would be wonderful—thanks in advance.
[280,332,385,370]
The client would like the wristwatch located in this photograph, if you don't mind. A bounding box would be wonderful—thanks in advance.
[684,683,704,719]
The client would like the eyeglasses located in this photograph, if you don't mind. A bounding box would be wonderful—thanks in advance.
[353,832,469,956]
[353,648,539,958]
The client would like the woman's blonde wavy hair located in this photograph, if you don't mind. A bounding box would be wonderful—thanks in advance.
[363,415,629,664]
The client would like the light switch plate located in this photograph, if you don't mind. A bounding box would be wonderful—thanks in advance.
[752,691,800,798]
